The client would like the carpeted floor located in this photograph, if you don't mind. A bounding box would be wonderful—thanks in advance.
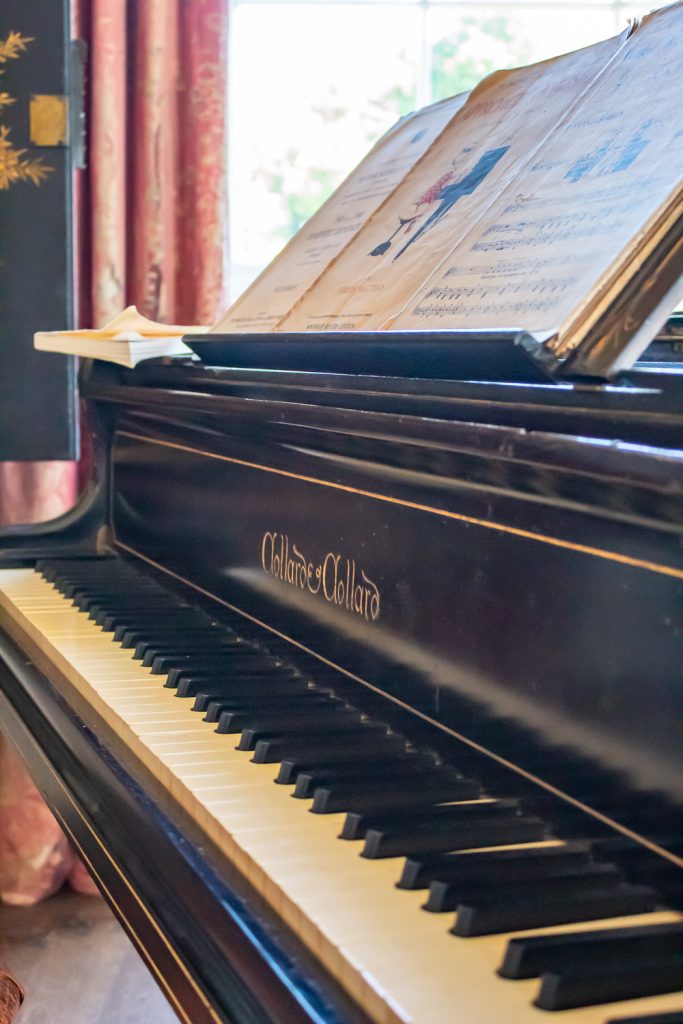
[0,892,176,1023]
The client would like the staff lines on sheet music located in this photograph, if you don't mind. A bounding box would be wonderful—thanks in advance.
[117,431,683,580]
[112,538,683,872]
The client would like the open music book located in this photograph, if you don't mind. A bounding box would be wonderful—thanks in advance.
[212,2,683,378]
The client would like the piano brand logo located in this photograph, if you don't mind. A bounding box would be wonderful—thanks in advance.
[261,531,380,622]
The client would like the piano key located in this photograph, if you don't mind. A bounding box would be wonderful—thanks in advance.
[139,641,250,666]
[3,567,683,1024]
[187,675,313,703]
[154,653,275,677]
[499,922,683,979]
[165,663,289,690]
[224,705,363,738]
[122,627,231,651]
[85,599,182,620]
[110,610,215,637]
[453,884,657,937]
[362,815,549,858]
[291,756,441,797]
[342,797,519,842]
[424,862,623,913]
[251,726,401,763]
[536,959,683,1011]
[36,556,113,581]
[73,589,177,610]
[311,773,482,814]
[203,691,340,724]
[276,747,425,784]
[398,840,594,889]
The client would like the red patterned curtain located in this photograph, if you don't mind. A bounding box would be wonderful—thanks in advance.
[84,0,228,327]
[0,0,228,528]
[0,0,229,908]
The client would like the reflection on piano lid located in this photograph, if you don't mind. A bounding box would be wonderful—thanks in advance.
[0,329,681,1023]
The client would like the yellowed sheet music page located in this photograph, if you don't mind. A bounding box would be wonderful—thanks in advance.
[278,33,626,333]
[395,2,683,339]
[211,95,466,334]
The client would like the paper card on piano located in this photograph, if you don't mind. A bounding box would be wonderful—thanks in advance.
[34,307,205,368]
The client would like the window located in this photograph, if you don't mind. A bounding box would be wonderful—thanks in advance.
[228,0,653,299]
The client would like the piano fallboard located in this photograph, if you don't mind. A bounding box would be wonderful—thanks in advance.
[88,362,683,821]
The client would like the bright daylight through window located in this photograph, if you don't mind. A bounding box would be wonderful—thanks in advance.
[228,0,654,300]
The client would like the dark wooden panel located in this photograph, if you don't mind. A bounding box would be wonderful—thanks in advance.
[109,404,683,829]
[0,0,77,459]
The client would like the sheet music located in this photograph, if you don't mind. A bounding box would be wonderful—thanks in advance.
[278,33,626,333]
[211,95,466,334]
[395,2,683,338]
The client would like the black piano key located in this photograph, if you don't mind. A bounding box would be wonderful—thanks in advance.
[535,957,683,1011]
[221,705,361,737]
[291,755,439,796]
[166,663,295,691]
[344,798,519,842]
[72,584,168,604]
[361,815,547,857]
[94,607,193,629]
[38,556,112,581]
[154,653,276,677]
[424,862,622,913]
[141,641,250,667]
[310,773,481,814]
[251,724,397,762]
[397,841,593,890]
[276,747,423,784]
[204,691,338,723]
[452,884,657,938]
[188,676,313,704]
[86,599,180,620]
[499,922,683,980]
[607,1013,683,1023]
[63,581,143,599]
[120,627,228,651]
[110,611,211,637]
[138,638,250,663]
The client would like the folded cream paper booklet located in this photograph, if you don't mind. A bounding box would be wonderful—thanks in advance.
[35,307,205,368]
[209,1,683,378]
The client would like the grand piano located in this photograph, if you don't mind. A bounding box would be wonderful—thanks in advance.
[0,328,681,1024]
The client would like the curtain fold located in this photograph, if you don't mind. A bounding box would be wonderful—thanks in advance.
[0,0,229,909]
[90,0,228,327]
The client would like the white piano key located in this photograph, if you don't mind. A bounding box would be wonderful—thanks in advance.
[1,567,681,1024]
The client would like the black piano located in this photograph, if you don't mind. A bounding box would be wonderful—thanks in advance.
[0,330,681,1024]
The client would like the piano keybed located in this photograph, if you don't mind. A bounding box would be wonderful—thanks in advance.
[0,558,681,1024]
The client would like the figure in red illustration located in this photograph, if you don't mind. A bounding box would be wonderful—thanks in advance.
[369,146,510,261]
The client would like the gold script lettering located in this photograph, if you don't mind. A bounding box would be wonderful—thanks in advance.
[260,531,380,622]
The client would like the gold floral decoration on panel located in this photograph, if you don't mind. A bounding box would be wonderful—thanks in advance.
[0,31,53,190]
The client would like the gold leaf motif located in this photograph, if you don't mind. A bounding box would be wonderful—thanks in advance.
[0,31,32,65]
[0,31,53,189]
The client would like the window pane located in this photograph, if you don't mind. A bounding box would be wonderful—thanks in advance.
[229,3,422,297]
[427,4,619,100]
